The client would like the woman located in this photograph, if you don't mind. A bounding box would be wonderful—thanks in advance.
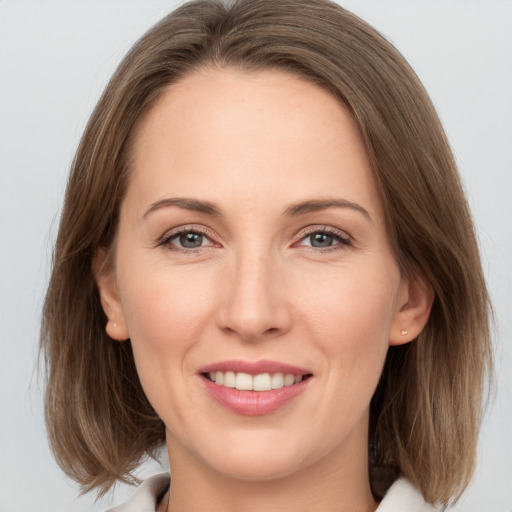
[40,0,492,510]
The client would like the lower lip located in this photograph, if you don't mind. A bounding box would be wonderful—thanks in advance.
[200,376,311,416]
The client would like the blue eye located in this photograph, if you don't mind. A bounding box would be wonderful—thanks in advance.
[175,232,205,248]
[160,229,213,250]
[309,232,335,248]
[298,229,350,249]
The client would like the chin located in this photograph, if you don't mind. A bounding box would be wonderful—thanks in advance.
[205,448,307,482]
[188,426,332,483]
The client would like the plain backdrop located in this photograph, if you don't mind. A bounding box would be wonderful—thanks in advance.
[1,1,511,510]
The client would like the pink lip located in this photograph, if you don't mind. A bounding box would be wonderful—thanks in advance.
[198,359,311,376]
[197,359,313,416]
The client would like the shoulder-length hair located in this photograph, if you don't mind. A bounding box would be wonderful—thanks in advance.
[41,0,492,505]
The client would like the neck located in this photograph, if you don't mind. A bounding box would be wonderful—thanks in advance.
[163,435,378,512]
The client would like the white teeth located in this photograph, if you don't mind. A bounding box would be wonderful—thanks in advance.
[253,373,272,391]
[284,373,295,386]
[271,372,284,389]
[235,372,253,390]
[208,370,306,391]
[224,371,236,388]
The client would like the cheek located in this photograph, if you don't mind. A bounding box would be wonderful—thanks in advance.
[115,263,220,424]
[295,262,399,393]
[115,259,219,396]
[299,264,399,342]
[119,258,212,339]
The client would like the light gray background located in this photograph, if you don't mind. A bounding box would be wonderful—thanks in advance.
[1,1,511,510]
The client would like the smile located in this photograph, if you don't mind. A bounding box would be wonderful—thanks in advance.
[205,371,306,391]
[198,360,313,416]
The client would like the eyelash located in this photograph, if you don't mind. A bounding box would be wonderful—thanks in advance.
[294,226,351,252]
[157,226,352,253]
[157,226,216,253]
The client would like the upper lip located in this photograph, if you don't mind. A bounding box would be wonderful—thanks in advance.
[198,359,312,376]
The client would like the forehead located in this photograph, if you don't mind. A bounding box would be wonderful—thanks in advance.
[134,66,361,152]
[126,67,382,221]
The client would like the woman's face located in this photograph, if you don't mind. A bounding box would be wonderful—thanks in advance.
[97,68,419,482]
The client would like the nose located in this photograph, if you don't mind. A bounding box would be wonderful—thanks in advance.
[216,250,293,342]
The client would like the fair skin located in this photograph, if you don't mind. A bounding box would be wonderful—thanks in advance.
[95,67,432,512]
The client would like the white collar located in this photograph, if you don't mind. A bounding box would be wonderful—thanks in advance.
[107,474,439,511]
[376,477,439,511]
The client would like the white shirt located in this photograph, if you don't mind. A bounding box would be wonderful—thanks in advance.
[107,473,439,511]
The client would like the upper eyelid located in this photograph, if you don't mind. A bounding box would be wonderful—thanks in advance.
[294,225,351,240]
[158,225,219,246]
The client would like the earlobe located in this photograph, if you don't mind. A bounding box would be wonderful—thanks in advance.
[389,274,434,346]
[92,248,130,341]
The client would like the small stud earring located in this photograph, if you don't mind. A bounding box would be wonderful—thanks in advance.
[400,329,408,336]
[113,321,118,327]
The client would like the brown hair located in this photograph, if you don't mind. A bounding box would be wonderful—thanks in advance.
[40,0,492,505]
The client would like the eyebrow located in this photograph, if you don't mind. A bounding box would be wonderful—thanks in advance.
[142,197,372,222]
[283,199,372,222]
[143,197,222,218]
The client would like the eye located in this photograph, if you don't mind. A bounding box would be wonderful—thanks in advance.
[307,232,336,248]
[296,228,351,250]
[159,228,216,251]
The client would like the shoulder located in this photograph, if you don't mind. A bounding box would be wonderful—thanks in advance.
[376,478,440,512]
[106,473,170,512]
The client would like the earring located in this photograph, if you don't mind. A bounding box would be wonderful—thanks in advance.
[113,321,118,327]
[400,329,408,336]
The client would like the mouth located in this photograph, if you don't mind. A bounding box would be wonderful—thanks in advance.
[201,371,312,391]
[198,360,313,415]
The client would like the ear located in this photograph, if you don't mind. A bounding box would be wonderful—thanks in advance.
[389,273,434,346]
[92,248,130,341]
